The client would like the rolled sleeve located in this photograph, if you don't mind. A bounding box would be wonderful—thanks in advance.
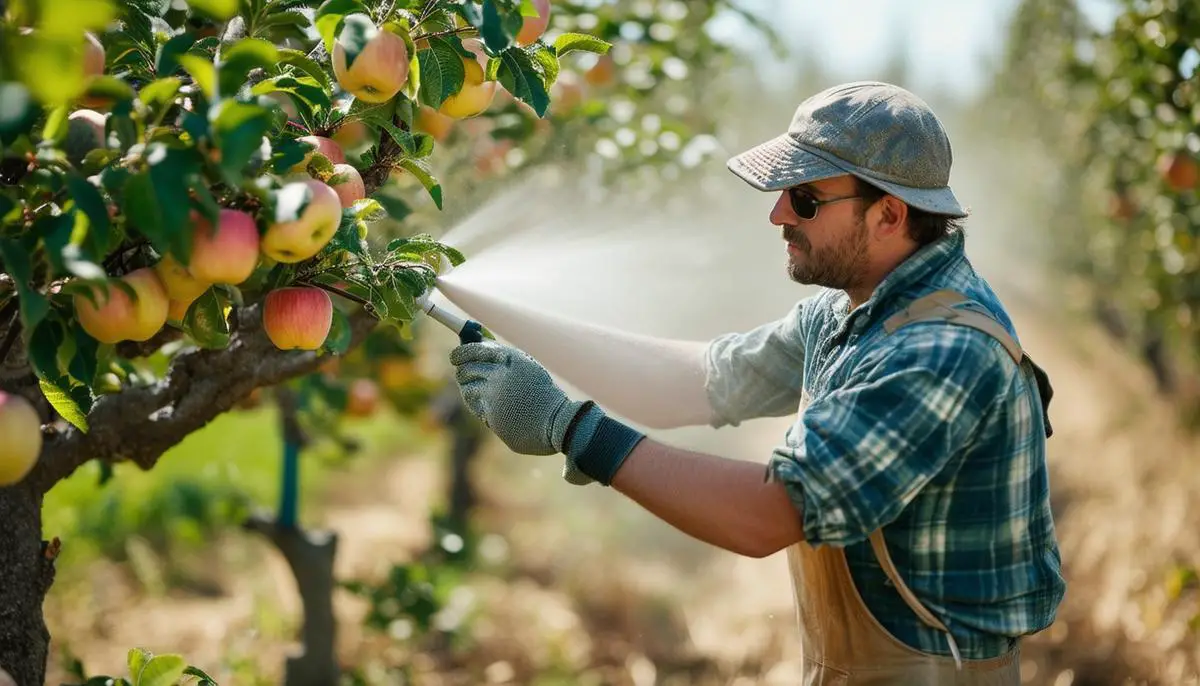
[768,325,1012,546]
[704,300,809,428]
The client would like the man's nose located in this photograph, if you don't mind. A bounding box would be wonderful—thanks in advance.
[769,192,794,227]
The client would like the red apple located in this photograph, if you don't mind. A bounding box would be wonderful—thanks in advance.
[332,119,369,150]
[82,31,104,78]
[65,109,107,165]
[294,135,346,171]
[332,15,410,104]
[188,209,261,285]
[344,378,380,417]
[262,179,343,263]
[1158,151,1199,192]
[415,105,455,142]
[262,287,333,350]
[0,392,41,486]
[329,163,365,208]
[74,268,169,343]
[515,0,552,46]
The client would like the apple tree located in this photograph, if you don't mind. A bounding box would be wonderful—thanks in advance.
[0,0,622,681]
[989,0,1200,421]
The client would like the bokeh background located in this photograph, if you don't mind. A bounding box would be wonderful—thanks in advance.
[36,0,1200,684]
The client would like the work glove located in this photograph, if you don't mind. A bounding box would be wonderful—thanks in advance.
[449,341,645,486]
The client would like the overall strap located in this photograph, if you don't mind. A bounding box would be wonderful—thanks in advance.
[868,530,963,669]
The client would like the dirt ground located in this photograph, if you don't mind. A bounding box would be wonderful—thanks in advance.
[35,279,1200,685]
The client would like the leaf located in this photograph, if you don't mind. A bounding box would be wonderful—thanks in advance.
[396,158,442,209]
[42,104,70,144]
[68,319,101,386]
[182,665,219,685]
[39,376,90,433]
[28,317,66,381]
[210,100,272,175]
[16,33,89,105]
[186,0,239,21]
[217,38,280,98]
[65,173,111,257]
[0,82,42,146]
[553,32,611,57]
[0,238,50,331]
[134,654,188,686]
[496,49,549,117]
[83,76,137,106]
[314,0,369,56]
[178,55,216,99]
[480,0,523,54]
[138,77,182,113]
[182,289,230,349]
[277,48,332,90]
[37,0,116,37]
[327,211,368,256]
[322,307,352,354]
[417,36,466,110]
[250,75,329,112]
[155,33,197,76]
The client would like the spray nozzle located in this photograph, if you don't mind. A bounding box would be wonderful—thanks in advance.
[417,288,485,345]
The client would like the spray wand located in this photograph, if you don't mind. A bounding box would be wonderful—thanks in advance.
[417,290,486,345]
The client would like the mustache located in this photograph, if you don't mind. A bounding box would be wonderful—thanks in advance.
[782,226,809,248]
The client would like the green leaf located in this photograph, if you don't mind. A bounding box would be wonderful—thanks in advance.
[396,158,442,209]
[182,665,219,685]
[68,319,101,386]
[38,211,81,277]
[182,289,230,349]
[39,376,89,433]
[0,82,42,145]
[0,238,50,332]
[210,100,272,176]
[314,0,368,56]
[128,648,152,682]
[16,33,89,105]
[186,0,238,20]
[217,38,280,98]
[528,43,559,89]
[480,0,522,54]
[553,32,611,57]
[83,76,137,106]
[155,33,197,76]
[43,104,70,144]
[28,317,65,380]
[65,173,111,257]
[178,54,216,99]
[496,49,549,117]
[327,211,368,256]
[135,654,188,686]
[37,0,116,37]
[417,36,466,110]
[277,48,332,90]
[138,77,182,113]
[250,75,330,112]
[322,307,352,354]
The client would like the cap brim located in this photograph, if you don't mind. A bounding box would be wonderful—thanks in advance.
[727,134,968,219]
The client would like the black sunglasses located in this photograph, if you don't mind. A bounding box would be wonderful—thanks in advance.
[787,188,865,221]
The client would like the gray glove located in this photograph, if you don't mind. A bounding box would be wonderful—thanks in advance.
[449,341,644,486]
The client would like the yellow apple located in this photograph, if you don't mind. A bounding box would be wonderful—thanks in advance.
[332,14,410,104]
[74,268,169,343]
[262,180,343,263]
[0,392,41,486]
[438,40,497,119]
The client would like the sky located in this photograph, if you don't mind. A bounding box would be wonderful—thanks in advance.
[708,0,1121,99]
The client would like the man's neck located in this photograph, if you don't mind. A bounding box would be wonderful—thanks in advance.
[845,242,922,310]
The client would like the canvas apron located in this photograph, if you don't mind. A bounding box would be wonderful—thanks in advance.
[787,290,1052,685]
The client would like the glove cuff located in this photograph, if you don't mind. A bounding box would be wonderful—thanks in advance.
[563,401,645,486]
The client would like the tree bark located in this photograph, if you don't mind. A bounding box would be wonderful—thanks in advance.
[0,480,56,686]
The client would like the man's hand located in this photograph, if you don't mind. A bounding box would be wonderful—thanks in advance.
[449,341,585,456]
[449,341,646,486]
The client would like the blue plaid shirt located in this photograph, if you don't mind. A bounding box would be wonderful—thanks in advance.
[704,230,1065,659]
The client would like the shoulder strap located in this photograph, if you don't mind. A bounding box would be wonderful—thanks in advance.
[882,289,1053,438]
[868,530,964,668]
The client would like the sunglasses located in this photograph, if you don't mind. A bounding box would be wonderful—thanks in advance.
[787,188,866,221]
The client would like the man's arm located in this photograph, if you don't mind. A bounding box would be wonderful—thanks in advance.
[610,438,804,558]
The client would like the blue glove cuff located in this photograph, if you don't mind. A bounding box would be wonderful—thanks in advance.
[564,402,645,486]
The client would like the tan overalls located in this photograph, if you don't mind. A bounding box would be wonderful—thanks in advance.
[787,290,1052,685]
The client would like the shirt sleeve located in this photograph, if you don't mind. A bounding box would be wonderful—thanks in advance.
[767,323,1014,547]
[703,299,809,428]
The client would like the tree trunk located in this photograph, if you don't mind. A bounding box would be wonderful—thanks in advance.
[0,481,56,686]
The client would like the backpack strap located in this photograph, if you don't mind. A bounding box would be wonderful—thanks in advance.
[882,289,1054,438]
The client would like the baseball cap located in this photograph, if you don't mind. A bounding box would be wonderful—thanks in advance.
[727,81,967,218]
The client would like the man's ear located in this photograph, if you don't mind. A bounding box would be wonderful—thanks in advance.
[873,195,909,240]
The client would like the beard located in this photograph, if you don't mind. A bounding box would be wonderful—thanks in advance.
[784,216,870,290]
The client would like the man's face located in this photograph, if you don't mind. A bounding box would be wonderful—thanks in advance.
[769,175,870,290]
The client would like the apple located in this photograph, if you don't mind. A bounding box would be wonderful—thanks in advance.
[415,105,455,142]
[438,40,497,119]
[1158,151,1199,192]
[344,378,380,417]
[328,163,366,208]
[584,54,616,87]
[64,109,107,165]
[262,287,333,350]
[515,0,551,46]
[83,31,105,78]
[0,391,41,486]
[332,119,369,150]
[551,70,585,114]
[332,14,410,104]
[294,134,346,171]
[378,357,416,390]
[262,179,343,263]
[188,209,261,285]
[74,268,169,343]
[155,253,209,303]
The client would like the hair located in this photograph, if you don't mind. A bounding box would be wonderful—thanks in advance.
[855,178,964,247]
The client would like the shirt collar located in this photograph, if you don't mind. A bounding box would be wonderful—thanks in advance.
[838,229,967,323]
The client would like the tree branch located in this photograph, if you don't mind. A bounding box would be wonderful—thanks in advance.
[29,304,380,493]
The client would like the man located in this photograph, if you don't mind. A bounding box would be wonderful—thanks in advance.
[449,81,1066,684]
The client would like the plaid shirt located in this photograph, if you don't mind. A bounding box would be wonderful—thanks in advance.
[704,230,1065,659]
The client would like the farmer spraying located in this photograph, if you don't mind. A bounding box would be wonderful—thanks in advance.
[444,81,1067,684]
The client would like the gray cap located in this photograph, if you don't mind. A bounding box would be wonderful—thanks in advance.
[727,81,967,218]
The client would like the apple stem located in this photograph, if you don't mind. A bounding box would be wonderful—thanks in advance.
[301,280,376,314]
